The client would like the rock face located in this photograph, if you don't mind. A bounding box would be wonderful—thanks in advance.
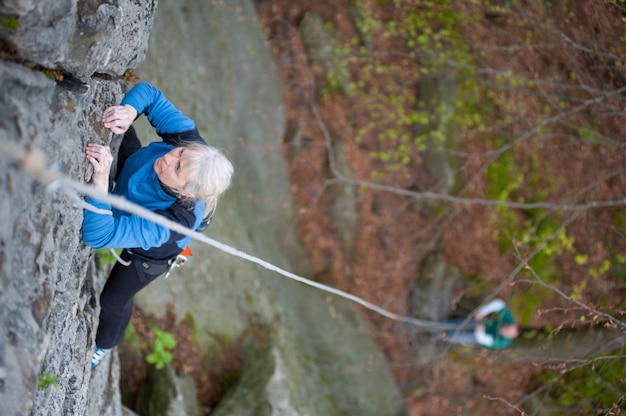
[135,364,200,416]
[0,61,124,415]
[0,1,152,415]
[0,1,407,415]
[0,0,157,78]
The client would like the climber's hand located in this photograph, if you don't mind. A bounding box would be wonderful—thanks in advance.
[86,143,113,192]
[103,104,137,135]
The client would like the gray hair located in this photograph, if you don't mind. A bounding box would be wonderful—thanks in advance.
[179,141,233,217]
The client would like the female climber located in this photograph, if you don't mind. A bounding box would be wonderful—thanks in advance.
[83,82,233,369]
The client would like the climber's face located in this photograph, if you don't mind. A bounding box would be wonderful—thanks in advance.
[154,147,196,198]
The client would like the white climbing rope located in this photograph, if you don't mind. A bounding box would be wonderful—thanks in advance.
[13,139,624,333]
[0,139,453,330]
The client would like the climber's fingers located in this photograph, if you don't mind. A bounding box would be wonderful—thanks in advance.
[85,143,113,174]
[102,104,137,135]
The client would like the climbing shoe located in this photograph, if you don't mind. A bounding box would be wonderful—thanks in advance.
[91,347,111,369]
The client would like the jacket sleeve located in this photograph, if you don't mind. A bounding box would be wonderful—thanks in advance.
[477,298,506,317]
[121,82,196,135]
[473,326,494,347]
[82,197,171,250]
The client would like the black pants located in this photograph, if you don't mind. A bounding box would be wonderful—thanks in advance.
[95,127,162,349]
[95,251,168,348]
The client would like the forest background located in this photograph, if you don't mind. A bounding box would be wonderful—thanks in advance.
[251,0,626,415]
[109,0,626,414]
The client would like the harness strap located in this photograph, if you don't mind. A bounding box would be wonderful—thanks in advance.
[109,247,193,279]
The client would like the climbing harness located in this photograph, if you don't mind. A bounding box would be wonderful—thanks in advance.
[108,245,193,279]
[164,246,192,279]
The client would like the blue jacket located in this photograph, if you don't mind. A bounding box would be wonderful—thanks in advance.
[83,82,207,260]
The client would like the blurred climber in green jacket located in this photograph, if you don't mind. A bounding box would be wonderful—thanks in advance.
[440,298,520,349]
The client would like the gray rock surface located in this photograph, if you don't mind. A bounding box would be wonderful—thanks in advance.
[0,0,407,415]
[0,60,124,415]
[0,0,157,78]
[135,363,200,416]
[0,0,150,413]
